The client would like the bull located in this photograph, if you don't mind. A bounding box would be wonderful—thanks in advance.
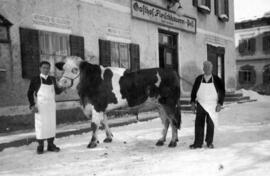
[55,56,181,148]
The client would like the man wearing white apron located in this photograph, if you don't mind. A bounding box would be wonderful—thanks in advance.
[27,61,64,154]
[189,61,225,149]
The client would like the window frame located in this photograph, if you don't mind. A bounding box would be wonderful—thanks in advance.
[215,0,229,22]
[238,38,256,55]
[239,65,256,85]
[193,0,211,14]
[263,35,270,53]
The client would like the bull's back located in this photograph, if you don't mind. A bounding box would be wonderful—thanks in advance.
[119,68,180,107]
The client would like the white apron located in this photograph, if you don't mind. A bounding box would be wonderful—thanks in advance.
[35,77,56,139]
[196,76,219,127]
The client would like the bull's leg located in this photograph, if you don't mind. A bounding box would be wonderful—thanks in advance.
[87,109,103,149]
[168,119,178,148]
[156,119,170,146]
[160,105,178,148]
[102,114,113,143]
[156,105,170,146]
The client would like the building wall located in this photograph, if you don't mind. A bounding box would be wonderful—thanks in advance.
[0,0,236,116]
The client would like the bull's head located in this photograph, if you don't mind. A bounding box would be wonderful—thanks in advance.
[55,56,82,89]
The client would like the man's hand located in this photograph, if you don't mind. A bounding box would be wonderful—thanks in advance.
[31,105,39,113]
[215,104,222,112]
[191,102,196,114]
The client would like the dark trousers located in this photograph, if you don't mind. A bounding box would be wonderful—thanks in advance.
[194,103,214,146]
[37,137,55,147]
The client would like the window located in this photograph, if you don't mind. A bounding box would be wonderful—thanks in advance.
[39,31,69,75]
[263,35,270,53]
[238,65,256,85]
[215,0,229,22]
[20,27,84,79]
[193,0,211,14]
[99,39,140,72]
[238,38,256,55]
[0,15,12,43]
[263,65,270,84]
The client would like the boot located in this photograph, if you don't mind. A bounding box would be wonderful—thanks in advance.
[37,140,44,154]
[189,143,202,149]
[47,137,60,152]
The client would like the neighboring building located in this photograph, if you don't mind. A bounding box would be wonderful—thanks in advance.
[0,0,236,124]
[235,14,270,91]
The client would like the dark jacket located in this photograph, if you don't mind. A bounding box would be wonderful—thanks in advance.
[27,76,63,108]
[190,74,225,105]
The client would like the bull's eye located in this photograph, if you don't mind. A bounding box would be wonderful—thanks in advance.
[71,68,79,74]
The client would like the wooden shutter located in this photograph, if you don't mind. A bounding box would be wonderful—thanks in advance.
[214,0,219,16]
[19,27,40,79]
[238,41,245,54]
[193,0,198,6]
[130,43,140,72]
[224,0,229,18]
[251,68,256,84]
[99,39,111,67]
[206,0,211,9]
[238,71,245,84]
[263,36,270,52]
[249,38,256,54]
[70,35,84,59]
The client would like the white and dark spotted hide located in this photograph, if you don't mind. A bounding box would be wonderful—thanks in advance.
[55,56,181,148]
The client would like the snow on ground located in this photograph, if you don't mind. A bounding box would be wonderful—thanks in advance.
[238,89,270,102]
[1,101,270,176]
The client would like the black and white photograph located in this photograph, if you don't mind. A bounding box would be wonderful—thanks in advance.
[0,0,270,175]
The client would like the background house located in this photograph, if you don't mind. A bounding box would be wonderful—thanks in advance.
[235,12,270,94]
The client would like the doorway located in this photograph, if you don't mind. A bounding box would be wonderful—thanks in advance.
[207,44,225,82]
[158,29,178,73]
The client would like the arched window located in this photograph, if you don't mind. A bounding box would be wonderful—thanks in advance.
[238,65,256,85]
[263,64,270,84]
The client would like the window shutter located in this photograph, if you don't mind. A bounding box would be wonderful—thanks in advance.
[70,35,84,59]
[263,36,268,51]
[263,36,270,52]
[238,71,245,84]
[214,0,219,16]
[249,38,256,54]
[193,0,198,6]
[238,41,244,54]
[130,43,140,72]
[99,39,111,67]
[19,27,40,79]
[251,69,256,84]
[224,0,229,18]
[206,0,211,9]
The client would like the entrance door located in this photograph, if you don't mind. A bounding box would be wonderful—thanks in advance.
[207,44,225,82]
[158,30,178,73]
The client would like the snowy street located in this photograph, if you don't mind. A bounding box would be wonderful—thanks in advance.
[1,100,270,176]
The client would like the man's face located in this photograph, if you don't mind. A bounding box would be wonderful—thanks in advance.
[203,63,213,75]
[40,64,50,75]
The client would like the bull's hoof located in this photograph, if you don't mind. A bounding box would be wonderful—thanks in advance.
[156,140,165,146]
[87,142,97,149]
[103,138,112,143]
[168,141,177,148]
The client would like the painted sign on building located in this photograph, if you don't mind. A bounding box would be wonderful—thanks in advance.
[33,14,71,30]
[131,0,196,33]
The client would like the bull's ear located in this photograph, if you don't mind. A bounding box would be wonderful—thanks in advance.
[55,62,65,70]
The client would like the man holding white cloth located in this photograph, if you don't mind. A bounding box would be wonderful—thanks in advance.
[190,61,225,149]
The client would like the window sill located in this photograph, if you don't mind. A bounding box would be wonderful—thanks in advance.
[218,14,229,22]
[197,5,211,14]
